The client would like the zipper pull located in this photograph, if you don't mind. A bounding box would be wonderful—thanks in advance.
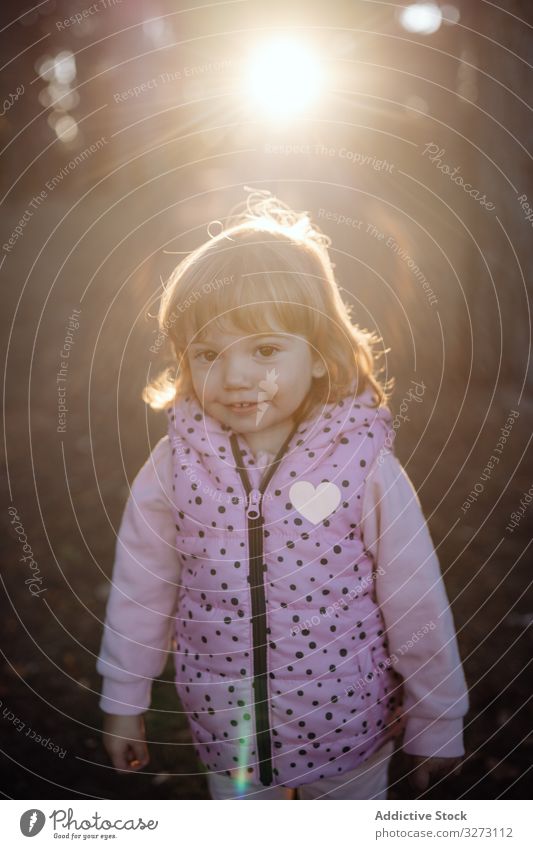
[246,488,262,519]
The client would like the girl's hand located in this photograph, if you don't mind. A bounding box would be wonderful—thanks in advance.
[404,753,463,793]
[102,713,149,773]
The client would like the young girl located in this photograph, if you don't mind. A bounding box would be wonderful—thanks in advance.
[97,190,468,800]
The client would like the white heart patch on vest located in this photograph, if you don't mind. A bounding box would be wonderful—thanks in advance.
[289,481,342,524]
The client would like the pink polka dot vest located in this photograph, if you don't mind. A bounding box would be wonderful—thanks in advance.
[166,385,405,788]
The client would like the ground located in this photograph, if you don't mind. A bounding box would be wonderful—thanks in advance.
[1,198,531,801]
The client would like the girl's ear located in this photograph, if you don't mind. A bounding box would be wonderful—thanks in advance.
[312,359,327,378]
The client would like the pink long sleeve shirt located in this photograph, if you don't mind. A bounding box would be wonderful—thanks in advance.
[97,437,469,759]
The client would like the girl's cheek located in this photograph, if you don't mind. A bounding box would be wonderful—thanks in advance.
[200,369,219,395]
[189,369,207,397]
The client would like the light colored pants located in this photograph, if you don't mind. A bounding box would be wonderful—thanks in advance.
[207,739,395,800]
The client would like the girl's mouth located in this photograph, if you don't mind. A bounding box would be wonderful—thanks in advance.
[226,401,258,414]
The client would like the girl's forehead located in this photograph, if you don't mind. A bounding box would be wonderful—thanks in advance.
[188,311,286,341]
[189,326,301,346]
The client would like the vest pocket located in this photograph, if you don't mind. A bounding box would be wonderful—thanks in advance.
[341,644,375,701]
[357,643,380,685]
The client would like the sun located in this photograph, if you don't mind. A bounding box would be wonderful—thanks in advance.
[246,36,323,122]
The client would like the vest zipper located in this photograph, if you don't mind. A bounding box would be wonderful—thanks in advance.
[229,423,300,786]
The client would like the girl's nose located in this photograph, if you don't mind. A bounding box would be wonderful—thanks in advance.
[222,358,253,389]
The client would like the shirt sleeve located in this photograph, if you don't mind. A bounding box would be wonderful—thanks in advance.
[361,451,469,758]
[96,436,181,715]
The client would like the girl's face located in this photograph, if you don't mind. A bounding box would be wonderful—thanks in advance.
[187,323,326,438]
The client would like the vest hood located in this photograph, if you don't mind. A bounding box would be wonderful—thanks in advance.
[167,382,393,462]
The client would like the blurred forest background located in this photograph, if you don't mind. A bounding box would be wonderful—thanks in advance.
[1,0,532,799]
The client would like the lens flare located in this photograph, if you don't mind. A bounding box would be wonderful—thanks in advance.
[400,3,442,34]
[231,732,252,796]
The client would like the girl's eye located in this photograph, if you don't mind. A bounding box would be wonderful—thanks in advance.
[256,345,280,358]
[194,350,218,362]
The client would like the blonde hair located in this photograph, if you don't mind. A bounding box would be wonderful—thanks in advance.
[143,189,392,423]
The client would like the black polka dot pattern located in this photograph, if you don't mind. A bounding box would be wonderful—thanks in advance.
[166,386,404,787]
